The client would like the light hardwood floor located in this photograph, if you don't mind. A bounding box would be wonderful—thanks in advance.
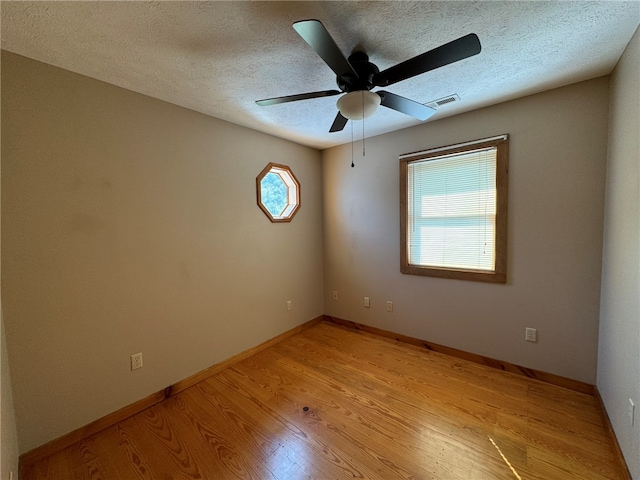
[22,321,623,479]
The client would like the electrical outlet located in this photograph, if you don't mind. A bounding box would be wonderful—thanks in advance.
[629,398,635,426]
[525,327,537,342]
[287,300,292,311]
[130,353,143,371]
[364,297,370,308]
[332,291,338,301]
[386,301,393,312]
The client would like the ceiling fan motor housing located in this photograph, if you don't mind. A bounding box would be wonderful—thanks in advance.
[337,51,379,92]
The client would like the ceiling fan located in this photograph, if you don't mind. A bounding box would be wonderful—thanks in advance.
[256,19,481,132]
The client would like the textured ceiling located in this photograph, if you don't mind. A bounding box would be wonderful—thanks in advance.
[2,1,639,149]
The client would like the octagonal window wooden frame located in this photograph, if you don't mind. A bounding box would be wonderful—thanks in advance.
[256,163,301,223]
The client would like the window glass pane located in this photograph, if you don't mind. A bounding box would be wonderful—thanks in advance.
[407,147,497,271]
[260,172,287,216]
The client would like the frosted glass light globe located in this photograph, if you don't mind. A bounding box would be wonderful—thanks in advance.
[337,90,381,120]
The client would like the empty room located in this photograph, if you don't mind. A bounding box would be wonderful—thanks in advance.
[1,2,639,479]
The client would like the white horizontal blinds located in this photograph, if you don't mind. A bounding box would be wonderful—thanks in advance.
[407,147,497,271]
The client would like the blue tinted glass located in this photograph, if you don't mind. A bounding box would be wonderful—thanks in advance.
[260,172,287,216]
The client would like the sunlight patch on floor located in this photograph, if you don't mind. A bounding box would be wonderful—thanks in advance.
[489,436,523,480]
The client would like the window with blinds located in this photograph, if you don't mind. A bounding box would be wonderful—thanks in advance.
[400,135,509,283]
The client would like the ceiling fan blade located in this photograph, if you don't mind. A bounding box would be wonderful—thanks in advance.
[377,91,436,121]
[374,33,481,87]
[256,90,341,106]
[293,19,358,81]
[329,112,348,132]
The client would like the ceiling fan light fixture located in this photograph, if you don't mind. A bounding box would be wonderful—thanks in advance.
[337,90,381,120]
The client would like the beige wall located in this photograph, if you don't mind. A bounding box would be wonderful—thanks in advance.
[598,26,640,479]
[1,51,324,453]
[1,314,19,478]
[1,52,20,477]
[323,77,609,385]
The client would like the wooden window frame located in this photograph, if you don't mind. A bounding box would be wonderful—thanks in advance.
[256,162,301,223]
[400,135,509,283]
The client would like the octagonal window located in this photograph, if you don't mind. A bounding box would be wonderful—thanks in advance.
[257,163,300,222]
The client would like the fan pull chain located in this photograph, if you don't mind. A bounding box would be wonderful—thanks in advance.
[362,116,366,157]
[351,120,355,168]
[362,91,366,157]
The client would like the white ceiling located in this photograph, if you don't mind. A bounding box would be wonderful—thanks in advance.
[2,1,639,150]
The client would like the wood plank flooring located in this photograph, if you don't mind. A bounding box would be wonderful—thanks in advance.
[22,321,624,479]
